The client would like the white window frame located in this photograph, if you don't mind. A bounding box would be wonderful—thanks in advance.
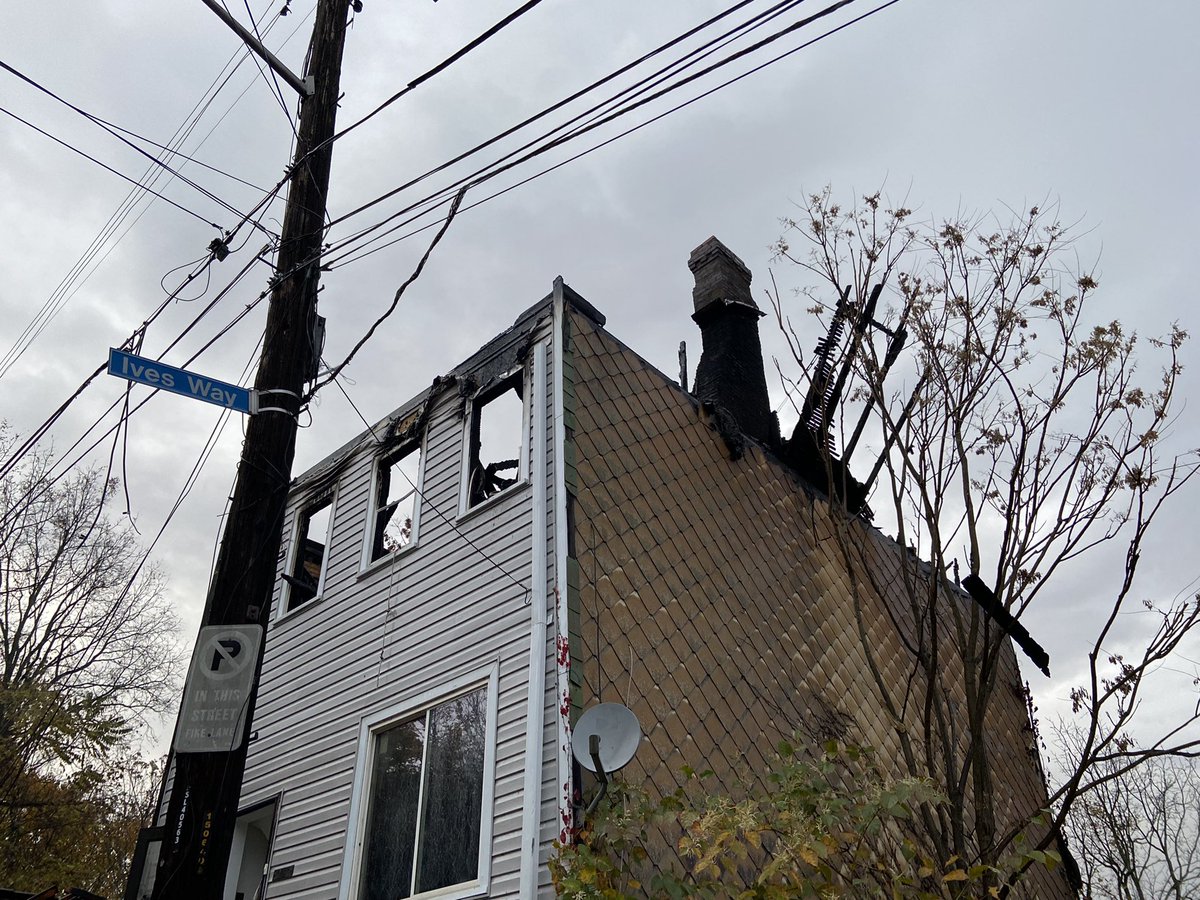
[339,664,499,900]
[458,365,531,517]
[360,435,426,574]
[278,487,337,618]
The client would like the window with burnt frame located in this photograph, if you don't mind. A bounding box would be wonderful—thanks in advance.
[369,442,421,562]
[285,495,332,611]
[465,370,525,509]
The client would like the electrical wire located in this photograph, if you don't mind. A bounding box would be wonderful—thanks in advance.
[324,0,896,270]
[0,0,559,393]
[227,0,899,406]
[233,0,805,294]
[0,24,310,492]
[1,0,901,566]
[309,187,466,397]
[132,336,263,582]
[0,0,308,383]
[0,244,272,504]
[320,0,816,265]
[0,105,223,228]
[11,0,549,453]
[0,58,258,224]
[294,1,903,596]
[232,0,301,136]
[323,0,762,232]
[320,0,550,151]
[320,0,852,267]
[82,118,270,192]
[0,251,228,485]
[2,0,736,429]
[0,161,282,385]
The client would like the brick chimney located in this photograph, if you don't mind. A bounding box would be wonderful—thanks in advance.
[689,237,776,448]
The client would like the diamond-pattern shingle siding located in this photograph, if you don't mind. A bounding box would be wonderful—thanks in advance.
[565,307,1070,897]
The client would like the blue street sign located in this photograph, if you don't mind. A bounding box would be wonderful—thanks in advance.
[107,348,257,414]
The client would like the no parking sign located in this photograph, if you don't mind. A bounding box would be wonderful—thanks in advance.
[176,625,264,752]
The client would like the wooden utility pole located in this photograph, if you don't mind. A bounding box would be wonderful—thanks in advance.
[150,0,351,896]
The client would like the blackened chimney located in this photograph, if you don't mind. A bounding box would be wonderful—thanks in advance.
[688,237,776,447]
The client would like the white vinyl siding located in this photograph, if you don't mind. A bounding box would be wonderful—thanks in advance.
[235,313,562,899]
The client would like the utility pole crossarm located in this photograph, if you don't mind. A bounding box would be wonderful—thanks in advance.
[200,0,315,97]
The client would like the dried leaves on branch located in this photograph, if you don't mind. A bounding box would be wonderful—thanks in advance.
[0,424,181,893]
[769,188,1200,894]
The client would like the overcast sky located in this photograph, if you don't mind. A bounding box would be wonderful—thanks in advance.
[2,0,1198,750]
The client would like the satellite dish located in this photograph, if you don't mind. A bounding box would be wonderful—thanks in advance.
[572,703,641,774]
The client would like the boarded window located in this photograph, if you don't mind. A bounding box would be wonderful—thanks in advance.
[358,687,488,899]
[286,497,332,610]
[466,371,524,508]
[371,443,421,561]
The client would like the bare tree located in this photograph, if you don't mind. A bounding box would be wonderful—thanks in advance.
[1054,723,1200,899]
[771,189,1200,895]
[0,423,180,830]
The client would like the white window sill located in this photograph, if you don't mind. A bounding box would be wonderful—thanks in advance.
[458,477,531,523]
[357,540,419,580]
[404,879,488,900]
[273,590,326,626]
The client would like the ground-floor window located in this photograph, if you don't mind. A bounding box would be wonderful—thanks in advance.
[344,669,497,900]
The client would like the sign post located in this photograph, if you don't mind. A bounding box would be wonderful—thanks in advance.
[149,0,352,894]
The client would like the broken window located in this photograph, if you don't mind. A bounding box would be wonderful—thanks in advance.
[465,370,525,509]
[370,442,421,562]
[285,495,333,611]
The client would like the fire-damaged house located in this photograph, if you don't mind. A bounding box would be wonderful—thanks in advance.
[149,238,1073,898]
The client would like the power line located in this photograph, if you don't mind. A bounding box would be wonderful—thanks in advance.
[0,244,272,495]
[1,0,900,535]
[322,0,550,150]
[0,105,223,228]
[224,0,897,380]
[321,0,811,263]
[310,187,466,397]
[2,0,543,396]
[132,337,264,583]
[85,118,270,192]
[232,0,301,136]
[0,66,304,477]
[322,0,821,260]
[244,0,791,292]
[323,0,762,232]
[215,0,553,250]
[0,161,283,384]
[0,58,259,224]
[0,0,307,383]
[102,334,265,645]
[325,0,896,270]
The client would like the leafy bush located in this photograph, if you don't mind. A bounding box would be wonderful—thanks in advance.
[551,741,1055,898]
